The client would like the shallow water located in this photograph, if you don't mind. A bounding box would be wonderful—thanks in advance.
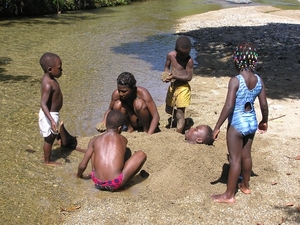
[256,0,300,9]
[0,0,299,224]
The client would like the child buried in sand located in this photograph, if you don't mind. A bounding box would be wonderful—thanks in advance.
[77,110,147,191]
[185,124,214,145]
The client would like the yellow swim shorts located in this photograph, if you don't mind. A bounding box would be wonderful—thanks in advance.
[165,83,191,108]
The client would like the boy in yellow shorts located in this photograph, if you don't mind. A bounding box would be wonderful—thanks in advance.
[162,36,194,133]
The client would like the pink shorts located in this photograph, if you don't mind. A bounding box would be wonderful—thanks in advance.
[91,170,123,191]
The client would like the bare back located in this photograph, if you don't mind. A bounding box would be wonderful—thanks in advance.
[240,71,258,90]
[92,131,128,180]
[41,74,63,112]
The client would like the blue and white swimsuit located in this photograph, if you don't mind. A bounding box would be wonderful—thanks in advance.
[228,74,262,136]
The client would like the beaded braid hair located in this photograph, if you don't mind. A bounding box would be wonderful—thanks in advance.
[233,42,258,72]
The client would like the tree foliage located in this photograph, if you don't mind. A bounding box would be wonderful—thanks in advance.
[0,0,133,18]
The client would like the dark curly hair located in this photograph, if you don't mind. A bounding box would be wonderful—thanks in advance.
[117,72,137,90]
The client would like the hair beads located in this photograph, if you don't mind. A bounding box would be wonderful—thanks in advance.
[233,43,258,71]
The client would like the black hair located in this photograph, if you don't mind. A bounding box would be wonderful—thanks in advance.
[175,36,192,50]
[202,125,214,145]
[39,52,60,73]
[106,110,126,129]
[117,72,137,90]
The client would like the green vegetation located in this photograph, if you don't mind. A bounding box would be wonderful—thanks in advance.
[0,0,137,18]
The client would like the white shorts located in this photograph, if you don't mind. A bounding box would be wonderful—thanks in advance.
[38,108,59,137]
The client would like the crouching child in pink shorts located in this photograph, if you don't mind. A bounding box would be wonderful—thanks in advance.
[77,110,147,191]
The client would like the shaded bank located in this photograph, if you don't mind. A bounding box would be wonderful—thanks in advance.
[175,6,300,100]
[0,0,134,18]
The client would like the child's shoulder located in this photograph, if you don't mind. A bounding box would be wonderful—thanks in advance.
[137,86,151,95]
[167,50,176,56]
[41,74,52,84]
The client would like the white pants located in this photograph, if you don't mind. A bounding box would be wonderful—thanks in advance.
[38,109,59,137]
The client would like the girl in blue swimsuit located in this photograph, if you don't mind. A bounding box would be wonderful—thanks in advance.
[211,42,269,203]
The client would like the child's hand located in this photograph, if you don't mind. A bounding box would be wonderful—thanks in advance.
[77,173,91,180]
[258,122,268,133]
[76,172,82,178]
[95,121,106,133]
[164,75,174,83]
[161,71,171,82]
[213,129,220,140]
[51,121,59,135]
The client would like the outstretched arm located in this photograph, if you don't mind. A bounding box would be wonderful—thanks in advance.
[213,77,238,139]
[77,138,95,178]
[142,89,160,134]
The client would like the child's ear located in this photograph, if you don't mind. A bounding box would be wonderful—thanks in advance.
[117,126,123,134]
[196,138,203,144]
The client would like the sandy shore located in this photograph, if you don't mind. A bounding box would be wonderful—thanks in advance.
[62,6,300,224]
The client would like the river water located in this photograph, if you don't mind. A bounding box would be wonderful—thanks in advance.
[0,0,299,224]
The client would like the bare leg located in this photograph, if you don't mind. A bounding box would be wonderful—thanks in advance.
[43,134,61,166]
[59,121,76,147]
[134,98,151,133]
[239,133,254,194]
[121,150,147,186]
[165,105,176,128]
[113,100,135,133]
[165,104,173,115]
[59,121,86,153]
[211,126,243,203]
[176,107,185,134]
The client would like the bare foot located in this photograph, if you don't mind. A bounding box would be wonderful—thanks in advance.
[238,183,251,194]
[211,193,236,203]
[43,161,62,166]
